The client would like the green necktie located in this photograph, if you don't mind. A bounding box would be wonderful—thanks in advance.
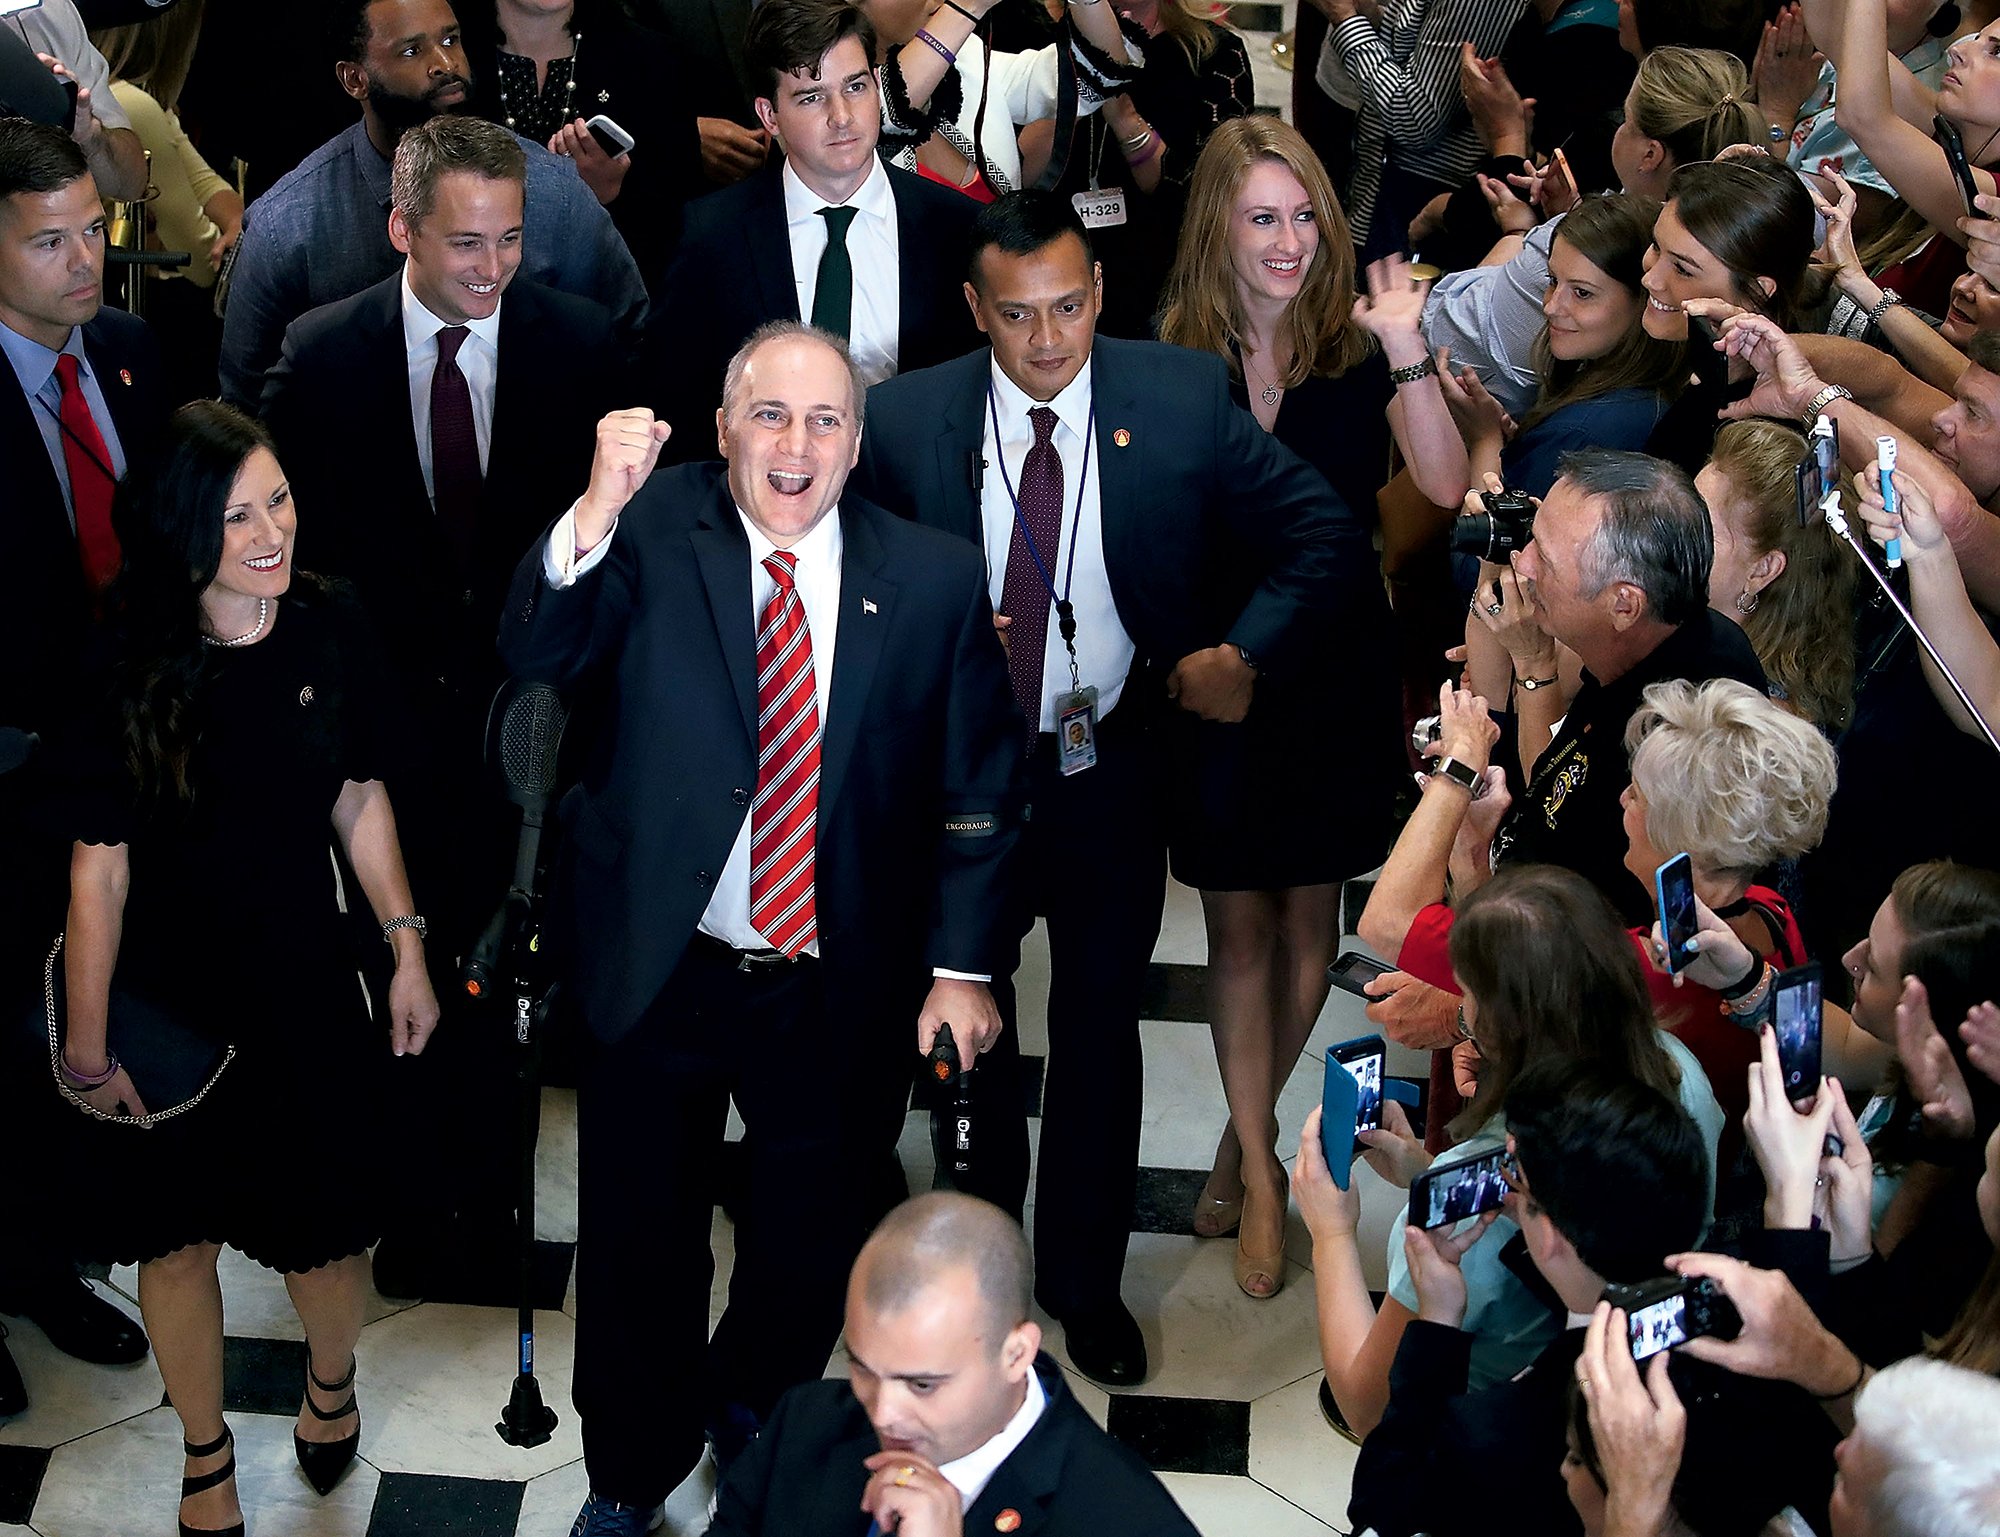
[811,205,859,339]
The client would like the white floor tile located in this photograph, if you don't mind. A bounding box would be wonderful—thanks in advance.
[0,1281,163,1450]
[1248,1371,1360,1530]
[1158,1469,1339,1535]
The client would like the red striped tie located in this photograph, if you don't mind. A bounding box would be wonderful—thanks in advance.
[749,550,820,955]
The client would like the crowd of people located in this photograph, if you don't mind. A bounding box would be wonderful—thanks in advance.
[4,0,2000,1534]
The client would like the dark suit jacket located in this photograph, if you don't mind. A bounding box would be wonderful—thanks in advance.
[259,273,619,695]
[706,1354,1198,1537]
[646,162,980,455]
[497,463,1022,1048]
[852,337,1371,705]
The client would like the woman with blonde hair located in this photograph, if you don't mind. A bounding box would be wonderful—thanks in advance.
[1157,117,1399,1299]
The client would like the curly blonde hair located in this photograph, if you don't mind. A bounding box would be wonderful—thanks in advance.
[1624,678,1838,884]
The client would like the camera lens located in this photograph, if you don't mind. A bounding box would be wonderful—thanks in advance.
[1410,713,1443,757]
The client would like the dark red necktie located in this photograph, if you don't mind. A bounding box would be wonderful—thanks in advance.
[997,405,1063,743]
[749,551,821,956]
[54,354,120,590]
[429,325,482,557]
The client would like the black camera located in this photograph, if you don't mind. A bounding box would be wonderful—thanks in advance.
[1601,1275,1742,1362]
[1452,489,1537,563]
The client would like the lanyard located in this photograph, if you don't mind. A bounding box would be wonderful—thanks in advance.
[986,381,1095,690]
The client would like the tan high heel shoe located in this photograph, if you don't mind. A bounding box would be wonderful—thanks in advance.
[1234,1173,1289,1299]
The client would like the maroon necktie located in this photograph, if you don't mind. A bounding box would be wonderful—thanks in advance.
[749,551,821,956]
[54,355,120,590]
[997,405,1063,743]
[429,325,481,558]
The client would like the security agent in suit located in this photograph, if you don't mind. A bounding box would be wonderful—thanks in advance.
[645,0,978,460]
[0,118,158,1403]
[709,1192,1199,1537]
[259,115,618,1286]
[498,322,1023,1532]
[850,191,1373,1388]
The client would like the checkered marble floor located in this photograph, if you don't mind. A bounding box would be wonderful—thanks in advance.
[3,854,1438,1536]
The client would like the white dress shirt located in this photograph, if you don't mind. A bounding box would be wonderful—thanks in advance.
[400,265,501,503]
[783,156,900,387]
[938,1364,1048,1508]
[981,359,1135,733]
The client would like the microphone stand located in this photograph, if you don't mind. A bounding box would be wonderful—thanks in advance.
[1820,489,2000,755]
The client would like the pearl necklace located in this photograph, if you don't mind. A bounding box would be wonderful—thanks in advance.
[497,29,581,135]
[204,597,269,647]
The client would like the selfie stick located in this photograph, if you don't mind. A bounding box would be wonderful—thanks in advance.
[1877,436,1904,570]
[1819,488,2000,754]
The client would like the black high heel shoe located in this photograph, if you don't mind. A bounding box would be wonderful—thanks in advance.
[293,1355,360,1496]
[180,1425,245,1537]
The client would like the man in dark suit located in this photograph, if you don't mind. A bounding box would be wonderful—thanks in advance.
[710,1191,1199,1537]
[499,322,1022,1536]
[646,0,977,455]
[850,191,1375,1388]
[1350,1062,1836,1537]
[259,114,619,1289]
[0,116,159,1410]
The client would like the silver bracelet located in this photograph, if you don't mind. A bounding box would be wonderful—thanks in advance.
[382,915,427,943]
[1864,289,1902,327]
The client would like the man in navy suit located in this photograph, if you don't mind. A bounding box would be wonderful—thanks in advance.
[499,321,1022,1535]
[851,192,1377,1388]
[645,0,978,454]
[0,115,160,1414]
[709,1192,1199,1537]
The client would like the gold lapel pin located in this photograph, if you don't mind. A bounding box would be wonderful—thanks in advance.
[995,1511,1022,1532]
[1112,428,1131,448]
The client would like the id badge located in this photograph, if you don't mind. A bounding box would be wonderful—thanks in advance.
[1055,686,1099,776]
[1071,187,1128,230]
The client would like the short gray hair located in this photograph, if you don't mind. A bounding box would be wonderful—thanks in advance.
[1849,1357,2000,1537]
[1557,450,1713,627]
[858,1192,1032,1347]
[1625,679,1836,882]
[390,116,526,228]
[721,319,866,431]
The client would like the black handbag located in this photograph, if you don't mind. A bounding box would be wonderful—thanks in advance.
[37,932,234,1127]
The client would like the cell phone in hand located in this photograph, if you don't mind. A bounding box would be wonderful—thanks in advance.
[1687,312,1729,391]
[1320,1035,1384,1190]
[1410,1144,1513,1230]
[1602,1275,1743,1361]
[1334,1034,1386,1133]
[1327,951,1394,999]
[1772,961,1823,1106]
[1550,146,1579,205]
[1938,113,1981,218]
[586,113,635,157]
[1655,853,1699,976]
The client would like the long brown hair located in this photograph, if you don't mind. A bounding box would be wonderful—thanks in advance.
[1665,156,1819,334]
[90,0,207,112]
[1626,46,1769,169]
[1157,115,1372,386]
[1445,865,1684,1142]
[1523,193,1688,431]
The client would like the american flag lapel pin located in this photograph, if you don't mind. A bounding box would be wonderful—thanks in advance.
[863,597,879,615]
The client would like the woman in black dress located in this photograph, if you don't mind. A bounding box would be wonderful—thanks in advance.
[56,404,439,1537]
[1157,116,1399,1300]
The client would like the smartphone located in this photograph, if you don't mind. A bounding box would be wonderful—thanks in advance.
[1937,113,1982,217]
[1773,961,1823,1104]
[1602,1275,1743,1361]
[585,113,635,157]
[1654,853,1699,976]
[1550,146,1580,206]
[1332,1034,1386,1133]
[1687,311,1729,391]
[1795,416,1841,528]
[1411,1144,1513,1230]
[1320,1035,1383,1189]
[1327,951,1394,1000]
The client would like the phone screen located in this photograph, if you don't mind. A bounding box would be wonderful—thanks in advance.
[1773,962,1823,1101]
[1655,854,1698,975]
[1327,952,1393,999]
[1338,1045,1384,1133]
[1629,1292,1689,1361]
[1415,1146,1511,1230]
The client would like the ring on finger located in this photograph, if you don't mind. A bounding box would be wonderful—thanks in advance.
[1486,602,1504,616]
[895,1466,916,1488]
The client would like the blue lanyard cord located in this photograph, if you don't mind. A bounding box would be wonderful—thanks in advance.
[986,383,1096,663]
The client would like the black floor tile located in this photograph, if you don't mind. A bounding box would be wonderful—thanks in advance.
[0,1444,50,1525]
[222,1335,310,1417]
[367,1471,525,1537]
[1132,1166,1208,1236]
[1105,1395,1251,1477]
[411,1239,575,1312]
[1231,1,1285,29]
[1019,1053,1046,1118]
[1141,963,1208,1023]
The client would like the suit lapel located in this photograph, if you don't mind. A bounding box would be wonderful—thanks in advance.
[819,504,896,817]
[890,172,929,356]
[79,318,141,462]
[1086,340,1144,597]
[928,352,989,548]
[749,170,803,323]
[691,486,761,746]
[487,291,532,496]
[963,1362,1075,1535]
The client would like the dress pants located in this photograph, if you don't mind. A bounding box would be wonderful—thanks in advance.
[571,940,886,1507]
[1006,708,1168,1315]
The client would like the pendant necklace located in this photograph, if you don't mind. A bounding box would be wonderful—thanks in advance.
[498,28,581,135]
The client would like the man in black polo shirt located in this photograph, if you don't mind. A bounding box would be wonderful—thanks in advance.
[1491,450,1765,924]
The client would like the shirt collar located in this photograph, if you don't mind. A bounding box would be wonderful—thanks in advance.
[351,119,394,208]
[0,315,85,399]
[400,264,504,355]
[937,1361,1048,1504]
[735,496,845,580]
[783,152,894,228]
[988,352,1094,443]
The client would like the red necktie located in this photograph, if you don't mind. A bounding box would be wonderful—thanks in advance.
[749,551,821,956]
[429,325,482,559]
[54,354,120,590]
[998,405,1063,743]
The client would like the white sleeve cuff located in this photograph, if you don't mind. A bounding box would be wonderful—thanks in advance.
[933,967,994,983]
[542,500,617,589]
